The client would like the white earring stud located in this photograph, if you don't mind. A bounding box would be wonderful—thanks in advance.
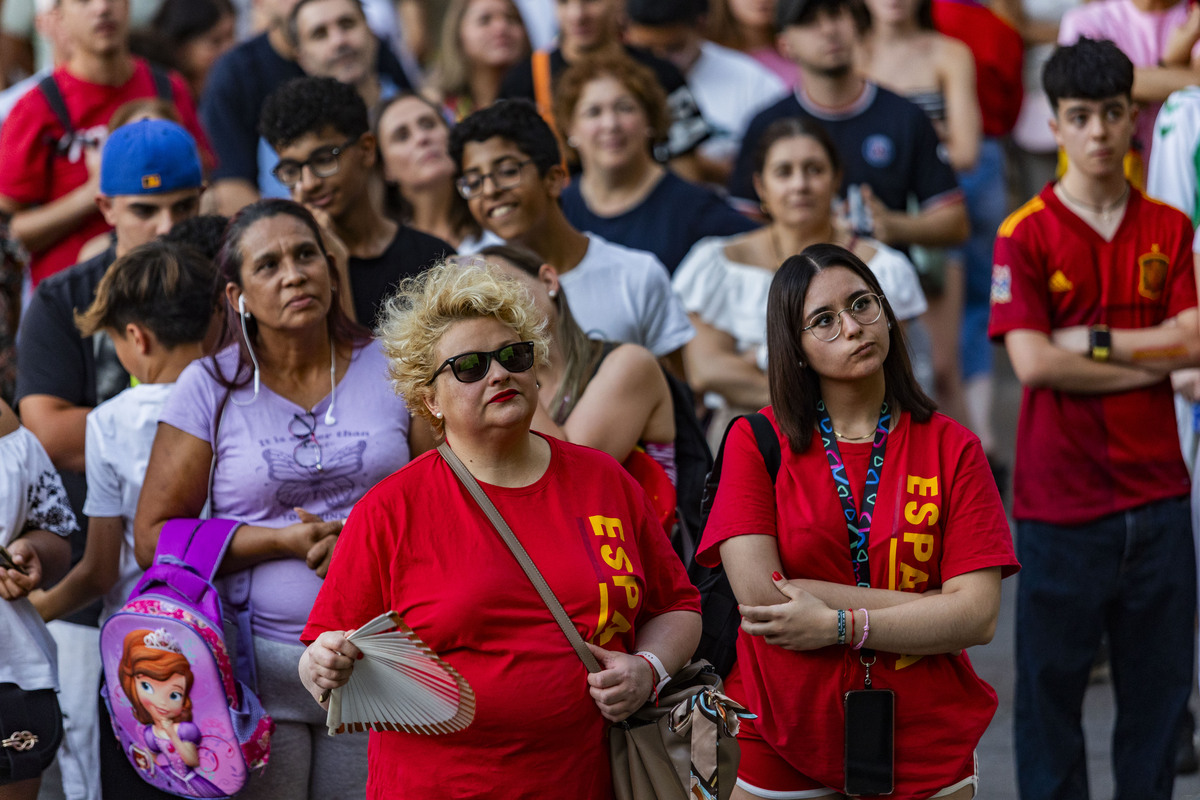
[548,288,557,298]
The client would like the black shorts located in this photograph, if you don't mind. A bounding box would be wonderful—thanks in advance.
[0,683,63,785]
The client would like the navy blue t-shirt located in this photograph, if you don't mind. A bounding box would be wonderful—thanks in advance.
[728,84,959,213]
[201,34,413,185]
[560,172,757,274]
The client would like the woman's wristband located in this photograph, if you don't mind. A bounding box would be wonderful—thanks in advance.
[852,608,870,650]
[837,609,847,645]
[635,650,670,703]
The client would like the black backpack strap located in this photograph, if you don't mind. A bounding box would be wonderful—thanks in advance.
[699,412,779,520]
[149,64,173,101]
[37,75,73,150]
[744,412,781,482]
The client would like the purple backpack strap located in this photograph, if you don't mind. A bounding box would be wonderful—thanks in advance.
[154,518,240,582]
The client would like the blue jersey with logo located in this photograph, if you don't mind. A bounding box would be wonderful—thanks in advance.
[728,83,960,215]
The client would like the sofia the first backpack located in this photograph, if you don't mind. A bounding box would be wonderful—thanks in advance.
[99,518,274,798]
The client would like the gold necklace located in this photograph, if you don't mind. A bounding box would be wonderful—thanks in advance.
[834,429,875,442]
[1057,182,1129,224]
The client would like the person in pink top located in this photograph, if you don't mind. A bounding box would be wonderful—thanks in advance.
[1058,0,1200,162]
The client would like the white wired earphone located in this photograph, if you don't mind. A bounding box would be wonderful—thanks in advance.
[232,294,337,425]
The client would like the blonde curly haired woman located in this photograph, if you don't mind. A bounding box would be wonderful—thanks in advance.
[300,259,700,799]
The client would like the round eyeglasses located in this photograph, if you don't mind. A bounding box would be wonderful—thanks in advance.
[455,158,533,199]
[289,412,323,471]
[427,341,536,384]
[272,137,359,189]
[802,293,886,342]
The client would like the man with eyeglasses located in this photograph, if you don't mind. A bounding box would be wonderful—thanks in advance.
[449,99,694,377]
[261,76,452,327]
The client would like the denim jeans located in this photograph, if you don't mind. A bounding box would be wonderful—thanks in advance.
[1014,496,1196,800]
[955,137,1007,381]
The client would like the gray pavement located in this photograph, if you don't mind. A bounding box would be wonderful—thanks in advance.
[37,348,1200,800]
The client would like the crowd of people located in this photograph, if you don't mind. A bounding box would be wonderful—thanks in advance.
[1,0,1200,799]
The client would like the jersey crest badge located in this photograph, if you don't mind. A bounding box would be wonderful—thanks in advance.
[862,135,895,168]
[991,265,1012,304]
[1048,270,1074,293]
[1137,245,1168,300]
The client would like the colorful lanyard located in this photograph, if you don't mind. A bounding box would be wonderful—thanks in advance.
[816,401,891,589]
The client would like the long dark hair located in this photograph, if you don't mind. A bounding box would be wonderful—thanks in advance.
[208,199,370,390]
[374,93,481,244]
[766,243,935,452]
[478,243,605,422]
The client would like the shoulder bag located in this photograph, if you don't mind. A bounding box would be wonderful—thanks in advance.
[437,442,752,800]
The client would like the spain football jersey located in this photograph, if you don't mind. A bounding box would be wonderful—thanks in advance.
[989,184,1195,524]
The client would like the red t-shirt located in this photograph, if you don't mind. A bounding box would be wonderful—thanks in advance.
[0,58,213,285]
[988,184,1195,524]
[302,435,700,800]
[697,409,1017,799]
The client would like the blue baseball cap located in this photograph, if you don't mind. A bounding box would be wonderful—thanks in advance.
[99,119,203,197]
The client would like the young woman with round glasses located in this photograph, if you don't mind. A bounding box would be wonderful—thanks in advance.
[134,199,435,800]
[673,117,926,450]
[697,243,1017,800]
[300,259,700,798]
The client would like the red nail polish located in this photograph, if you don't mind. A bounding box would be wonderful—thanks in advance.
[356,652,364,660]
[772,571,783,581]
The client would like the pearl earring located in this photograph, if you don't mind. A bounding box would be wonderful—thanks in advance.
[435,411,443,419]
[566,136,579,149]
[548,288,557,298]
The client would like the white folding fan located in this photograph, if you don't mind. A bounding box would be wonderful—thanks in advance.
[325,611,476,737]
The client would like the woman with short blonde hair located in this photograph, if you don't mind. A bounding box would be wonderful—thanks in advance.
[301,258,702,799]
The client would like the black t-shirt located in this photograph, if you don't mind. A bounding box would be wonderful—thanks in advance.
[499,45,710,160]
[560,171,757,273]
[200,33,413,184]
[728,84,960,213]
[15,246,126,628]
[349,226,454,329]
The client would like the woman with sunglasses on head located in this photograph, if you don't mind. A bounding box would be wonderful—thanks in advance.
[674,117,927,451]
[700,244,1017,800]
[133,199,435,800]
[300,259,701,799]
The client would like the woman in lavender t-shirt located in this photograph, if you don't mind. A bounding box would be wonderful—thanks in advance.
[134,200,435,799]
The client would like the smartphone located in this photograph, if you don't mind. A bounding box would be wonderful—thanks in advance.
[844,689,894,796]
[0,543,28,575]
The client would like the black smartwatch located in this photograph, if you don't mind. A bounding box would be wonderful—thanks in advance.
[1089,325,1112,362]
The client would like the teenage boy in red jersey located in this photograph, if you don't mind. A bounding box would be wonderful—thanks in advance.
[0,0,210,286]
[989,37,1200,800]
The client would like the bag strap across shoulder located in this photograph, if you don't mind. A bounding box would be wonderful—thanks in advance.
[437,442,603,674]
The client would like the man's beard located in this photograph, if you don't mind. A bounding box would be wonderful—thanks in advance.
[808,61,853,80]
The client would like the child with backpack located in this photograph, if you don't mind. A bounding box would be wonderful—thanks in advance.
[33,239,217,626]
[29,239,219,798]
[0,397,75,799]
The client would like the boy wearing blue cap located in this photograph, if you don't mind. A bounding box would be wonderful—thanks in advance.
[13,118,204,800]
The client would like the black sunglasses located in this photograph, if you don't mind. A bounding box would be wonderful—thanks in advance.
[427,341,536,384]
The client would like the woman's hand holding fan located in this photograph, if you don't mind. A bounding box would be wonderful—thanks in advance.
[322,611,476,737]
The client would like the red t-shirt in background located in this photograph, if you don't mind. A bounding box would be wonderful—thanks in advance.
[988,184,1195,524]
[303,435,700,800]
[0,58,213,285]
[697,409,1017,799]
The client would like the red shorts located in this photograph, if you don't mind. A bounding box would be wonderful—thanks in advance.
[728,674,978,799]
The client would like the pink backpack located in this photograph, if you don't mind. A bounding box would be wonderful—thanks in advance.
[100,519,274,798]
